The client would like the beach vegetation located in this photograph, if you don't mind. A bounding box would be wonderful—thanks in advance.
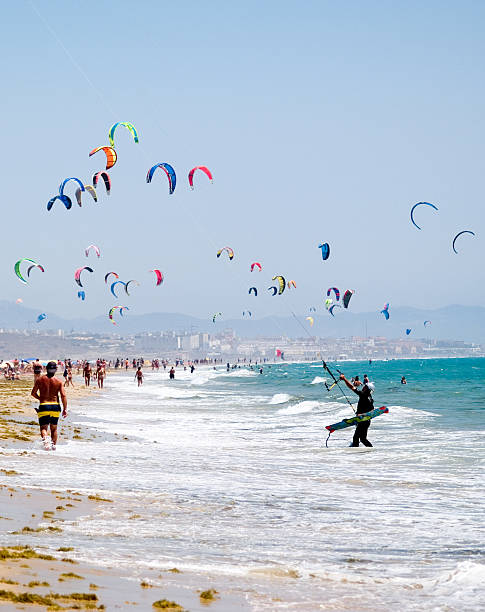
[58,547,74,552]
[88,495,113,502]
[0,589,54,606]
[0,546,55,561]
[52,592,98,601]
[89,583,99,589]
[27,580,50,587]
[199,588,218,601]
[167,568,180,573]
[59,572,84,579]
[56,506,66,511]
[140,581,153,588]
[0,578,18,585]
[0,469,18,476]
[152,599,184,610]
[61,558,78,564]
[43,511,55,518]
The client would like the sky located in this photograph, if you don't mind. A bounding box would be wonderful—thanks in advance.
[1,0,485,328]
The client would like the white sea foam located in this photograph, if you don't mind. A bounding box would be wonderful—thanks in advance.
[277,400,320,415]
[311,376,326,385]
[269,393,293,405]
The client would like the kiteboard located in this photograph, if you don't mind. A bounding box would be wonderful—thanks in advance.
[325,407,388,433]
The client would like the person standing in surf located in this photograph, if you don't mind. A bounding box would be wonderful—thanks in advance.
[31,361,67,451]
[339,374,375,447]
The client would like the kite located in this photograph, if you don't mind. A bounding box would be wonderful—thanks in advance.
[15,259,44,284]
[272,275,286,295]
[110,281,127,298]
[249,287,258,296]
[92,171,111,195]
[217,247,234,260]
[329,304,341,317]
[74,266,93,288]
[318,242,330,260]
[452,230,475,254]
[15,298,23,304]
[89,146,117,170]
[243,311,252,317]
[268,286,278,296]
[85,244,101,258]
[306,316,314,327]
[327,287,340,301]
[125,280,140,295]
[410,202,438,230]
[424,320,431,327]
[250,262,262,272]
[59,177,85,197]
[188,166,213,189]
[381,303,390,320]
[309,307,316,312]
[47,194,72,211]
[108,122,139,147]
[406,328,412,335]
[104,272,119,284]
[147,163,176,194]
[325,298,333,310]
[76,185,97,206]
[150,269,163,286]
[212,312,222,323]
[27,263,45,278]
[36,313,46,323]
[77,291,85,301]
[343,290,354,309]
[287,280,296,289]
[109,305,128,325]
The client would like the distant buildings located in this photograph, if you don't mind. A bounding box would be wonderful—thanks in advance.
[0,326,481,361]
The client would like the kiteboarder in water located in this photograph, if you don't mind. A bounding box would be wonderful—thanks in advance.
[339,374,375,447]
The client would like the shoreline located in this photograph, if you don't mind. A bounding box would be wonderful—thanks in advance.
[0,371,250,610]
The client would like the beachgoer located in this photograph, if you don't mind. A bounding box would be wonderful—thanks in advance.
[65,366,74,387]
[401,376,407,385]
[33,359,43,381]
[135,366,143,387]
[259,368,263,374]
[97,363,105,388]
[339,374,375,447]
[169,367,175,380]
[353,375,361,388]
[363,374,369,385]
[83,362,92,387]
[190,364,195,373]
[31,361,67,451]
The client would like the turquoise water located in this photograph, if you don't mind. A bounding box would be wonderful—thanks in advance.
[2,357,484,611]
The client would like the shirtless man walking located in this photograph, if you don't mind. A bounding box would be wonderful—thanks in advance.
[31,361,67,451]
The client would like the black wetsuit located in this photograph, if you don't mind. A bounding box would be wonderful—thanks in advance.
[351,390,374,447]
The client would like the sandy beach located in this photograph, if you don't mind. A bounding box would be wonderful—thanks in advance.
[0,372,244,611]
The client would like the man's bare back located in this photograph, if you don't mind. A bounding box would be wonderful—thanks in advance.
[32,375,66,407]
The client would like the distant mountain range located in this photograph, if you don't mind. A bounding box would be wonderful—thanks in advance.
[0,301,483,343]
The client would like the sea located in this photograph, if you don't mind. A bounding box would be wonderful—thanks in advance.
[2,357,485,610]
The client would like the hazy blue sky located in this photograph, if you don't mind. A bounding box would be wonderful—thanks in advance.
[2,0,484,328]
